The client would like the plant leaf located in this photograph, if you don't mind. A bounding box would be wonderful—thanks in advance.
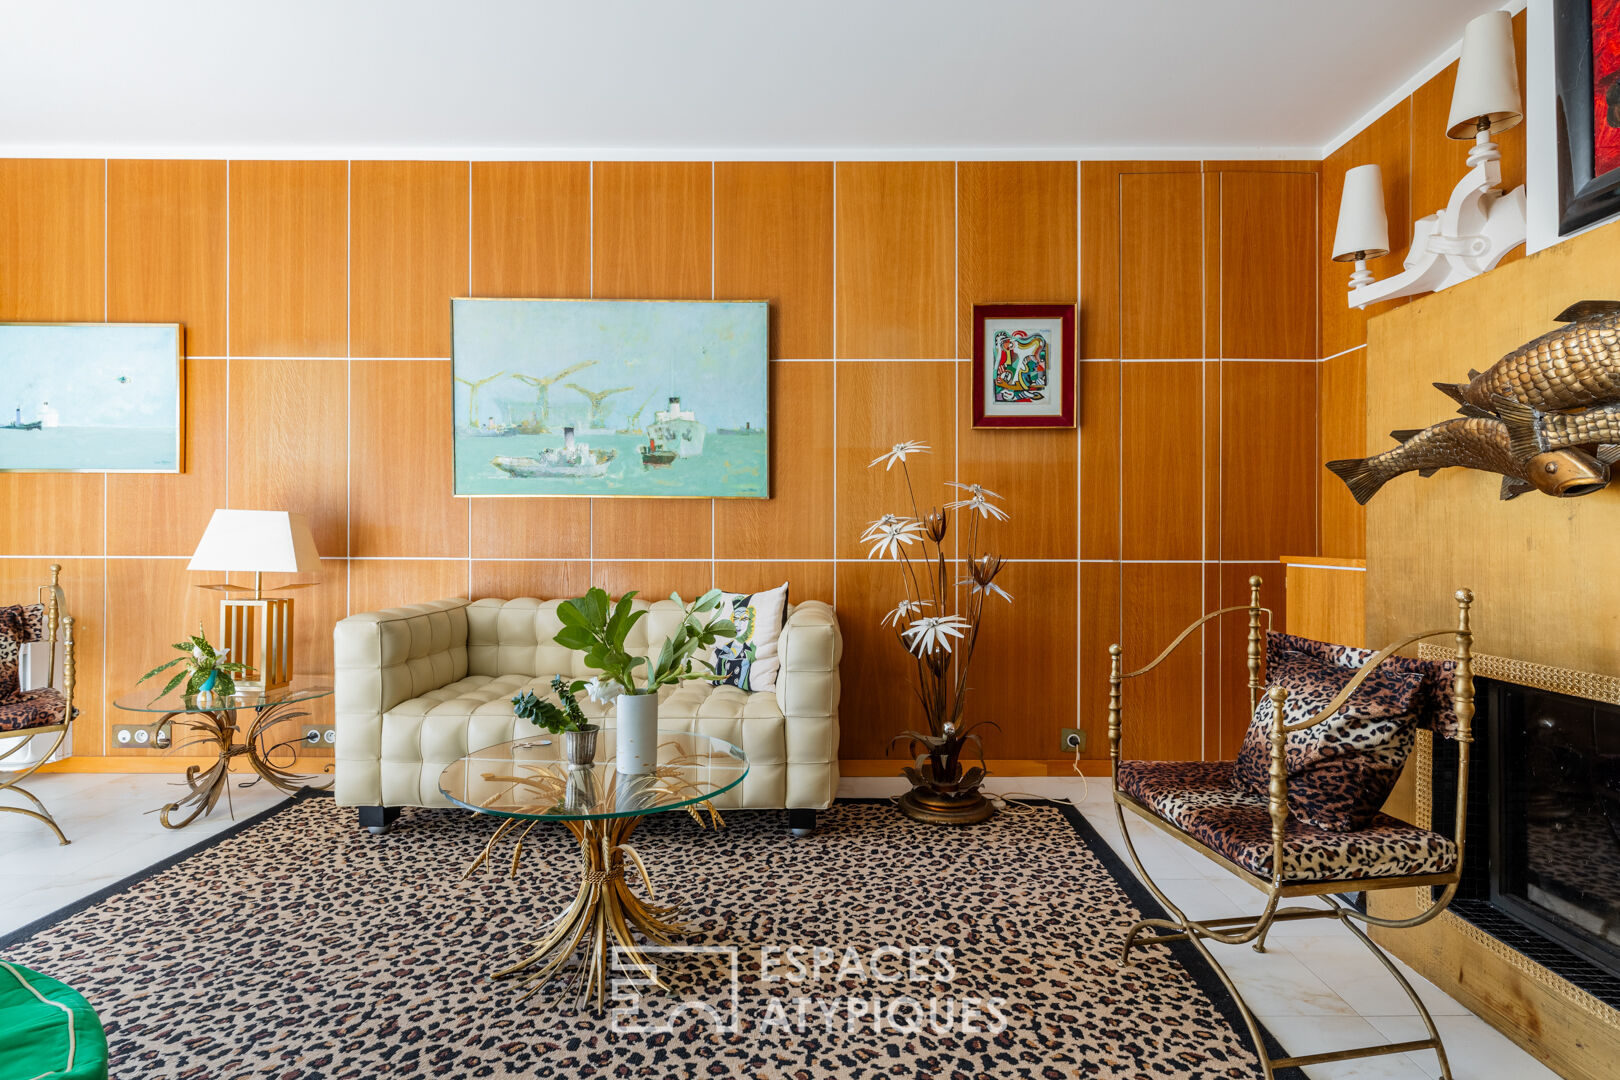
[137,656,186,682]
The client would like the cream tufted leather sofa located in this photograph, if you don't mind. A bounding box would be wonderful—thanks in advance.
[334,596,841,834]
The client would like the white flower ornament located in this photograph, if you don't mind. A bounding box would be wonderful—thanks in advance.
[881,598,933,627]
[863,516,927,560]
[901,615,971,657]
[869,440,931,471]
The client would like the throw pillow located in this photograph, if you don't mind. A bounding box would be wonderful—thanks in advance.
[0,605,36,705]
[710,583,789,693]
[1267,630,1459,738]
[1232,648,1426,832]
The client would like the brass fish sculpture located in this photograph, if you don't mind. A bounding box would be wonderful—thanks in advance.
[1493,395,1620,462]
[1434,300,1620,413]
[1325,417,1610,505]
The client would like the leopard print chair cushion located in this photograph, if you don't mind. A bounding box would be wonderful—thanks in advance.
[0,688,67,733]
[0,604,43,704]
[1117,759,1458,883]
[1268,630,1459,739]
[1231,649,1426,832]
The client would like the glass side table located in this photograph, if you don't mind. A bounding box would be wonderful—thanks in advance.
[440,731,748,1009]
[112,679,334,829]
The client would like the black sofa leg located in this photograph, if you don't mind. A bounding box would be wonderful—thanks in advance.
[359,806,400,835]
[788,808,817,837]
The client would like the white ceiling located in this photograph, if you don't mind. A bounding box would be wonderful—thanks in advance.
[0,0,1515,158]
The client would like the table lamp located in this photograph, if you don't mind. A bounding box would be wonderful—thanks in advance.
[188,510,321,691]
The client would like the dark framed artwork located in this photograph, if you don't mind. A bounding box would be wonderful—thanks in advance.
[970,303,1077,429]
[1555,0,1620,234]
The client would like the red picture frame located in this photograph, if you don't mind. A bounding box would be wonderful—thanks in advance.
[971,303,1077,428]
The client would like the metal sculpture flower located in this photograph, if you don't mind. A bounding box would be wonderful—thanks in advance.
[862,443,1012,825]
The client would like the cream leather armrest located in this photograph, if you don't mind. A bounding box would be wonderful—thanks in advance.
[334,598,471,805]
[774,600,841,808]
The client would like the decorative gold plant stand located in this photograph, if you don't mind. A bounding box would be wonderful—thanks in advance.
[112,680,333,829]
[441,734,748,1010]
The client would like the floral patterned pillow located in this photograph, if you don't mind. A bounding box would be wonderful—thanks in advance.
[1232,648,1426,832]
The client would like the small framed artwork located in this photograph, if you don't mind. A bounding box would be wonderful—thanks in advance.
[1554,0,1620,235]
[971,303,1077,429]
[0,322,185,472]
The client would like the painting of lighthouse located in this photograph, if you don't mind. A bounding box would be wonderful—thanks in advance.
[451,299,769,498]
[0,322,184,472]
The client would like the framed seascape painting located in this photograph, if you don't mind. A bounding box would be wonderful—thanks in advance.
[970,303,1077,429]
[1555,0,1620,234]
[0,323,185,473]
[451,298,770,498]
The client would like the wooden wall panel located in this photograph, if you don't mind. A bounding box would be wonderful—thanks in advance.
[1318,346,1367,556]
[592,162,711,300]
[957,161,1077,357]
[1078,361,1121,560]
[469,162,591,299]
[471,560,591,602]
[1119,172,1203,358]
[0,159,104,322]
[103,559,216,757]
[348,559,467,615]
[591,499,713,562]
[1076,560,1121,759]
[1281,558,1364,648]
[0,475,103,557]
[1220,361,1317,561]
[1217,170,1318,359]
[106,160,227,357]
[592,560,713,603]
[226,358,348,556]
[229,160,348,357]
[105,357,227,556]
[1119,562,1205,763]
[714,561,834,605]
[1213,563,1286,759]
[714,361,835,560]
[350,360,467,558]
[955,363,1076,559]
[834,361,956,558]
[350,161,469,357]
[1079,163,1122,359]
[469,499,592,560]
[1121,362,1202,560]
[835,162,954,359]
[832,560,928,759]
[714,162,834,359]
[968,561,1076,759]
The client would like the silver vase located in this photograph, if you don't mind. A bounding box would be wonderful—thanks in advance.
[562,725,600,768]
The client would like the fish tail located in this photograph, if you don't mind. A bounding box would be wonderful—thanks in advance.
[1326,457,1388,505]
[1491,395,1543,459]
[1432,381,1470,407]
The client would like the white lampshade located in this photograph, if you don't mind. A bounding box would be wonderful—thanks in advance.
[1332,164,1391,262]
[1447,11,1522,138]
[187,510,322,574]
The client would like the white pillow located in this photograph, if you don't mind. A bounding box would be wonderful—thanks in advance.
[711,583,789,693]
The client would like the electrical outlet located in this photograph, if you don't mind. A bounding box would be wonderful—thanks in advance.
[302,724,334,746]
[112,723,168,750]
[1061,728,1086,753]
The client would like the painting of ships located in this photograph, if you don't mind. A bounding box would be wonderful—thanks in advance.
[491,428,616,479]
[716,421,764,436]
[640,438,678,468]
[646,396,706,457]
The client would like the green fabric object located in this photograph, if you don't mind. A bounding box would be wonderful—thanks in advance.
[0,962,107,1080]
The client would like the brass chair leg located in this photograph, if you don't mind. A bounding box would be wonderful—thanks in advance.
[0,726,69,845]
[1329,897,1454,1080]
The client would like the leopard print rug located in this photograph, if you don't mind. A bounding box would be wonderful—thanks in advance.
[2,795,1298,1079]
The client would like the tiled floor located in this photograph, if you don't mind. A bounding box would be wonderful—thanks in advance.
[4,772,1562,1080]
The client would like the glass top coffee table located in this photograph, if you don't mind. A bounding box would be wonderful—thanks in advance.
[440,731,748,1009]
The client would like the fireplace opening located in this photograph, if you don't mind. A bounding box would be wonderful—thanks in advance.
[1432,674,1620,1006]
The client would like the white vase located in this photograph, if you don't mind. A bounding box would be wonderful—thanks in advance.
[615,692,659,774]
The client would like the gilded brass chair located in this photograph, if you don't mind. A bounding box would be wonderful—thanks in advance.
[1108,576,1475,1080]
[0,564,76,845]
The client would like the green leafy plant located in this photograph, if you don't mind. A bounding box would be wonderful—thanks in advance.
[137,624,249,702]
[552,587,736,695]
[512,675,592,734]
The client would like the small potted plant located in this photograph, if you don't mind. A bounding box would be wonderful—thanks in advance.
[512,675,600,767]
[552,588,735,774]
[138,624,249,706]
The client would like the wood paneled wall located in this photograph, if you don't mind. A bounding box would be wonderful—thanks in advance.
[0,156,1316,772]
[1317,11,1527,557]
[1081,160,1319,764]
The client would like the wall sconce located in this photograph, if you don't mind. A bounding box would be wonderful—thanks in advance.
[1332,10,1526,309]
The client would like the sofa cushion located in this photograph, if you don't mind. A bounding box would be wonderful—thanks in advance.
[1232,649,1424,832]
[1117,759,1457,884]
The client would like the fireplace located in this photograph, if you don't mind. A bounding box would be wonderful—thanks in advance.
[1430,667,1620,1006]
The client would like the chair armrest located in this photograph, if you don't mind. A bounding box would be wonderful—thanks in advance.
[335,598,471,729]
[775,601,841,804]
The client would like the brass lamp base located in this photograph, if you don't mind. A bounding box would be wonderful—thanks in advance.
[219,596,293,691]
[896,788,996,826]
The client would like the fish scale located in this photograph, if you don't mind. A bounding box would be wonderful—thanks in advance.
[1450,311,1620,413]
